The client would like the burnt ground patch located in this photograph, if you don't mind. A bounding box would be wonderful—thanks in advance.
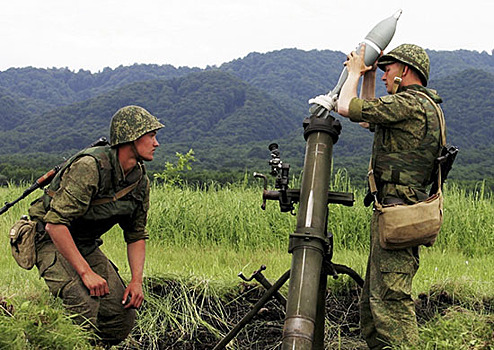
[416,289,494,323]
[122,278,492,350]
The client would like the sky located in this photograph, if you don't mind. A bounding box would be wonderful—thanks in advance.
[2,0,493,73]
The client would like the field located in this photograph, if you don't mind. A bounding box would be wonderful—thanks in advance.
[0,178,493,349]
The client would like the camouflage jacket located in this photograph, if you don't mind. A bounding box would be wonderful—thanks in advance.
[29,145,150,256]
[348,84,443,200]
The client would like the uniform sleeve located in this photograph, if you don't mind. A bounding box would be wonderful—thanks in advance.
[121,176,150,243]
[348,93,425,126]
[347,97,364,122]
[43,156,99,225]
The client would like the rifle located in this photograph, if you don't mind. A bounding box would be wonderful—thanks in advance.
[0,137,109,216]
[429,143,459,196]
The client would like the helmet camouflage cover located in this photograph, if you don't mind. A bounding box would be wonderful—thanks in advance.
[110,105,164,146]
[377,44,430,86]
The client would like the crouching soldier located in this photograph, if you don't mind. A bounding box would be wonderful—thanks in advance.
[28,106,163,346]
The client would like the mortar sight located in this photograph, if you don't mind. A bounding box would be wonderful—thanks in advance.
[268,142,279,153]
[268,143,282,176]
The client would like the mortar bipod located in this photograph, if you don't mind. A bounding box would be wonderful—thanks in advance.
[238,265,287,307]
[212,268,290,350]
[213,261,363,350]
[213,237,364,350]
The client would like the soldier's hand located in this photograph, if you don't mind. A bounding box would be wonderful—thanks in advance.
[122,282,144,309]
[81,270,110,297]
[345,44,373,76]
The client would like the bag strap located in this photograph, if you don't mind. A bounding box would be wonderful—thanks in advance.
[45,164,143,206]
[368,158,379,202]
[90,180,140,205]
[368,90,445,208]
[412,90,446,147]
[412,90,445,195]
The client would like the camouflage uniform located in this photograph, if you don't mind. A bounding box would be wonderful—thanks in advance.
[348,83,443,349]
[28,106,163,345]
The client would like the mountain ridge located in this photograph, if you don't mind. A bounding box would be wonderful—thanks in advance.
[0,48,492,187]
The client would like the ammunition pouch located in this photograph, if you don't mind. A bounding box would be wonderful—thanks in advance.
[9,216,37,270]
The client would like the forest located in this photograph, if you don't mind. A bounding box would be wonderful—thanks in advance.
[0,48,493,189]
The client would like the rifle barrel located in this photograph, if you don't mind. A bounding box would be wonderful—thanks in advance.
[0,137,109,216]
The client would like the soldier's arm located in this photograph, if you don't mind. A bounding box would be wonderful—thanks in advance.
[122,239,146,308]
[338,46,373,118]
[44,156,108,296]
[120,178,149,308]
[358,68,377,130]
[338,72,360,117]
[360,69,377,100]
[45,223,109,296]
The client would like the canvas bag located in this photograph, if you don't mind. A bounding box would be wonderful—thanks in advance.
[370,91,446,250]
[9,215,37,270]
[374,175,443,249]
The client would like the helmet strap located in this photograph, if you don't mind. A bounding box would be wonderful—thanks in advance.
[391,64,405,94]
[131,142,143,163]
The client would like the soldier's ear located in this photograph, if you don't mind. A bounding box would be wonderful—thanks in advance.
[402,65,410,77]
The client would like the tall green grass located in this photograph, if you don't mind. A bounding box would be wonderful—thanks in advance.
[146,177,494,256]
[148,181,294,250]
[2,175,492,257]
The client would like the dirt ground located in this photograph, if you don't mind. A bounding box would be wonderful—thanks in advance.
[128,277,489,350]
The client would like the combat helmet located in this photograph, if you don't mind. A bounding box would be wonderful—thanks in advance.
[377,44,430,86]
[110,105,164,147]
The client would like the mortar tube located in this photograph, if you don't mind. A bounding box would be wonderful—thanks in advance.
[281,115,340,349]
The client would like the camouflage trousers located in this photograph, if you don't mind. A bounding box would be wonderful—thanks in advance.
[360,212,420,349]
[35,240,136,346]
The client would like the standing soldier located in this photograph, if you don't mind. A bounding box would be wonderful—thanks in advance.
[28,105,164,346]
[337,44,443,348]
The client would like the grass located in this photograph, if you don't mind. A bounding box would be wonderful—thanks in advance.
[0,295,96,350]
[0,177,493,349]
[419,307,494,350]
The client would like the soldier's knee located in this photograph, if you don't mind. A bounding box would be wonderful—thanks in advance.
[98,307,136,345]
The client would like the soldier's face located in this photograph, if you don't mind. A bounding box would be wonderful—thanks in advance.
[381,62,403,94]
[134,131,159,161]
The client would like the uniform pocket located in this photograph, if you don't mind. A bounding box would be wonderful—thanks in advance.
[379,247,418,275]
[378,248,419,301]
[381,271,413,300]
[36,245,75,296]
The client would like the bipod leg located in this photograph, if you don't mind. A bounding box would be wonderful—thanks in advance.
[213,270,290,350]
[238,265,287,308]
[324,259,364,288]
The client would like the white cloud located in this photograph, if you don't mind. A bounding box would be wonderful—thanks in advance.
[2,0,493,72]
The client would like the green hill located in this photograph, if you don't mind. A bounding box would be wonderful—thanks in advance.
[0,49,492,188]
